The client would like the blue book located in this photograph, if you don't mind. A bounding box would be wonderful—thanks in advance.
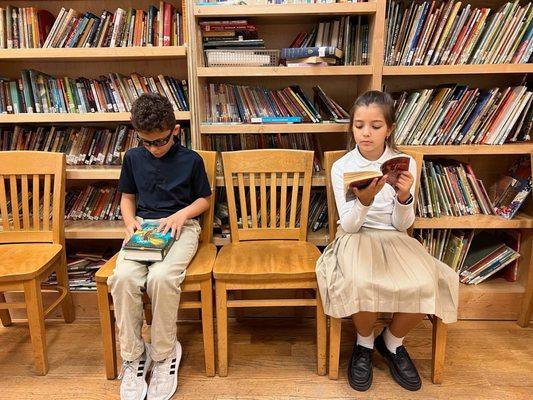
[250,116,302,123]
[123,222,175,262]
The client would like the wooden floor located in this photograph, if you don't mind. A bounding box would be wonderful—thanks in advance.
[1,317,532,399]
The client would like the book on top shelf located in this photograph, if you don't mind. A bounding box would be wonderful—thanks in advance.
[344,156,410,201]
[123,221,175,262]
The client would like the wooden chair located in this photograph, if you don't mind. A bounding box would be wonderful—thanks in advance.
[0,151,75,375]
[95,150,217,379]
[324,149,448,384]
[213,149,327,377]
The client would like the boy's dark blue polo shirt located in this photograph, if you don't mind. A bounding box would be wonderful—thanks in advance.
[119,140,211,219]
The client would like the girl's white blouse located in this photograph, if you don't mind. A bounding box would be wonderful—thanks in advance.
[331,146,417,233]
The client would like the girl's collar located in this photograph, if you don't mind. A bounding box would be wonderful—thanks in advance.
[351,145,394,167]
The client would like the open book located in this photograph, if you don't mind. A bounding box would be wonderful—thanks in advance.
[123,222,175,262]
[344,156,410,202]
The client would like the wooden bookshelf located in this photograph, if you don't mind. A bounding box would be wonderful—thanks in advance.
[414,214,533,230]
[0,111,190,124]
[197,66,373,77]
[65,220,124,239]
[0,46,187,62]
[193,3,377,18]
[201,123,349,134]
[383,64,533,76]
[398,143,533,155]
[66,166,122,180]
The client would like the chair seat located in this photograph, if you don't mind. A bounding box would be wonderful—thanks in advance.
[213,240,321,281]
[0,243,63,282]
[95,242,217,285]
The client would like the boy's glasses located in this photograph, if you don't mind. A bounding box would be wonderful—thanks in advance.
[138,131,173,148]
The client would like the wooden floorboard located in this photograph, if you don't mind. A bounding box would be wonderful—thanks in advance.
[1,318,532,399]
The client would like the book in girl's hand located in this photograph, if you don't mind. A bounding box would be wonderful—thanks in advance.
[344,156,410,201]
[123,222,175,262]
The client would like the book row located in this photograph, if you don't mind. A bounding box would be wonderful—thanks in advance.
[0,125,191,165]
[385,1,533,66]
[0,2,184,49]
[0,71,189,114]
[66,185,122,221]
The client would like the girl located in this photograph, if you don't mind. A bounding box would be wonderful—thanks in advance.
[316,91,459,392]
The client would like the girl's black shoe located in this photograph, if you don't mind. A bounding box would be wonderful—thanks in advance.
[347,343,373,392]
[375,331,422,391]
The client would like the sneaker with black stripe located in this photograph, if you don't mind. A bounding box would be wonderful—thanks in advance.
[118,343,152,400]
[147,341,182,400]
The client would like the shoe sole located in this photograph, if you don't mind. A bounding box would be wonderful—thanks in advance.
[160,342,182,400]
[348,368,373,392]
[375,341,421,391]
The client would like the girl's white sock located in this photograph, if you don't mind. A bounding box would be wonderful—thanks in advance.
[384,327,404,354]
[356,332,374,349]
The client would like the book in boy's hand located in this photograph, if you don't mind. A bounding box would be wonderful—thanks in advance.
[123,222,175,262]
[344,156,410,202]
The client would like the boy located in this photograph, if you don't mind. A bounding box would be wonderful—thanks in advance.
[109,93,211,400]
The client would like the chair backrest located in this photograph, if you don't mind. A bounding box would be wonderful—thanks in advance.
[0,151,65,245]
[221,149,314,243]
[324,148,424,243]
[196,150,217,244]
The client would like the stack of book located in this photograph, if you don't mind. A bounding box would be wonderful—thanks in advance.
[201,19,261,50]
[0,2,185,49]
[0,6,54,48]
[206,133,323,173]
[393,84,532,145]
[416,229,521,284]
[44,252,109,291]
[282,16,369,66]
[417,159,493,218]
[385,0,533,66]
[489,155,532,219]
[203,83,322,123]
[313,86,349,122]
[66,185,121,221]
[0,71,189,114]
[309,191,328,232]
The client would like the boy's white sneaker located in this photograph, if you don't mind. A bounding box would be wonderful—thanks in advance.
[147,341,182,400]
[118,343,152,400]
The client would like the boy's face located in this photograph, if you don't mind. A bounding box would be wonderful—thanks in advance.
[138,128,175,158]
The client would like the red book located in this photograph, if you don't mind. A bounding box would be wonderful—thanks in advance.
[37,10,55,47]
[163,2,172,46]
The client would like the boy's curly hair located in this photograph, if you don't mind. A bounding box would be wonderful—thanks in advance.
[130,93,176,132]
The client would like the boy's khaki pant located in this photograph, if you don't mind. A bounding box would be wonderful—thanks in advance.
[108,218,201,362]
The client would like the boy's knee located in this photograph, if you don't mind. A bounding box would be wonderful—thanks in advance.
[109,261,144,292]
[146,263,184,292]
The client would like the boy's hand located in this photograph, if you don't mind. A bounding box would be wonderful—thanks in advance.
[123,218,141,245]
[158,210,188,239]
[353,175,387,206]
[396,171,414,203]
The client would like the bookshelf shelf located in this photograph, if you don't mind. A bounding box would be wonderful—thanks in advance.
[193,3,377,18]
[383,64,533,76]
[215,172,326,187]
[65,220,124,239]
[399,143,533,155]
[213,227,330,247]
[197,66,373,77]
[0,111,190,124]
[201,123,349,134]
[0,47,187,62]
[67,166,121,180]
[414,214,533,229]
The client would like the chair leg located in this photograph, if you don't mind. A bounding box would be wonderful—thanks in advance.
[0,292,12,327]
[328,317,342,380]
[316,290,327,376]
[55,251,75,323]
[200,278,216,377]
[24,279,48,375]
[215,280,228,377]
[97,282,118,380]
[431,316,447,384]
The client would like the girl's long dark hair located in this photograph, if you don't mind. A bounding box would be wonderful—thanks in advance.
[346,90,399,153]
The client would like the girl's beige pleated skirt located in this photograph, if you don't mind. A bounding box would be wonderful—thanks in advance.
[316,227,459,324]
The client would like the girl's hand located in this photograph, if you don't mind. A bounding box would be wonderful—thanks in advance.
[396,171,414,203]
[353,175,388,206]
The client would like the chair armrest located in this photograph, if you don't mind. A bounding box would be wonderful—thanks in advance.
[95,253,119,283]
